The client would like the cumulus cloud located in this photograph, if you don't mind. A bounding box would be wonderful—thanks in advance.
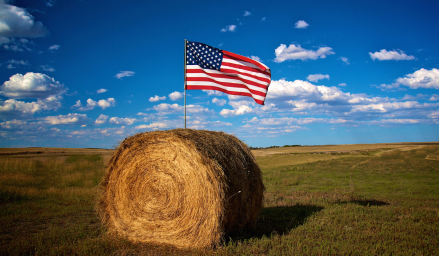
[202,90,223,96]
[396,68,439,89]
[307,74,330,82]
[109,117,136,125]
[274,44,335,62]
[43,113,88,125]
[376,68,439,91]
[168,91,183,101]
[243,11,251,16]
[1,72,65,99]
[152,103,213,115]
[212,97,226,106]
[73,98,116,111]
[221,25,237,32]
[295,20,309,29]
[97,88,107,94]
[115,71,135,79]
[95,114,108,125]
[149,95,166,102]
[369,49,416,61]
[0,3,49,37]
[429,94,439,101]
[135,122,168,129]
[338,83,347,87]
[339,56,350,65]
[250,56,261,62]
[48,44,60,51]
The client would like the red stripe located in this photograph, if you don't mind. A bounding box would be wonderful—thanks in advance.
[186,85,265,105]
[187,67,270,85]
[223,51,270,73]
[186,77,266,97]
[218,67,271,85]
[222,56,271,76]
[186,69,269,90]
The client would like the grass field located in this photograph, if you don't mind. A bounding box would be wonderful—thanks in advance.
[0,143,438,255]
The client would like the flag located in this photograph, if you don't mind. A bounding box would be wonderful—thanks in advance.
[185,41,271,105]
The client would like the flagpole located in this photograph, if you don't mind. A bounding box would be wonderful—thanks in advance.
[184,39,187,129]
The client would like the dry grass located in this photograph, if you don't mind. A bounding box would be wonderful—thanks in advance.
[97,129,265,249]
[1,142,438,255]
[251,142,438,157]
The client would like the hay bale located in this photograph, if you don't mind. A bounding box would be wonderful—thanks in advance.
[97,129,264,248]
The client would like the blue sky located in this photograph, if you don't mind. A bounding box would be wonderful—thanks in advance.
[1,0,438,148]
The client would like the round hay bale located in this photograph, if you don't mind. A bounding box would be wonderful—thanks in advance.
[97,129,264,249]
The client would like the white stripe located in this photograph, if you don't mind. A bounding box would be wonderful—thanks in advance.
[186,72,268,92]
[221,59,271,80]
[223,56,262,70]
[224,55,270,72]
[186,81,266,101]
[187,65,270,84]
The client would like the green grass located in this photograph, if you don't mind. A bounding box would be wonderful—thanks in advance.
[1,146,438,255]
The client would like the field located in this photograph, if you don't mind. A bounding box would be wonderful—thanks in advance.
[0,143,438,255]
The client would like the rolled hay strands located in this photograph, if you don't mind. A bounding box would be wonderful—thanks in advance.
[96,129,264,249]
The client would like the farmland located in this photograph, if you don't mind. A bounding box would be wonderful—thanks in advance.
[0,143,438,255]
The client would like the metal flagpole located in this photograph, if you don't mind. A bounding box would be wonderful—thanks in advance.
[184,39,187,129]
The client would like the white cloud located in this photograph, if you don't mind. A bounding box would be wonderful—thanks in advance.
[43,113,88,125]
[152,103,213,115]
[221,25,237,32]
[244,11,251,16]
[0,3,49,38]
[48,44,60,51]
[307,74,330,82]
[261,17,266,21]
[135,122,168,129]
[266,79,351,103]
[115,71,135,79]
[220,101,254,117]
[295,20,309,29]
[40,65,55,72]
[338,83,347,87]
[0,72,65,99]
[74,98,116,111]
[250,56,261,62]
[340,56,350,65]
[109,117,136,125]
[168,91,183,101]
[369,49,416,61]
[97,98,116,109]
[429,94,439,101]
[6,59,29,69]
[396,68,439,89]
[149,95,166,102]
[95,114,108,125]
[202,90,223,96]
[212,97,226,106]
[97,88,107,94]
[274,44,335,62]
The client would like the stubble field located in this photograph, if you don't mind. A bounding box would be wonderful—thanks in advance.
[0,143,438,255]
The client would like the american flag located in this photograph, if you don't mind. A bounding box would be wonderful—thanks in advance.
[185,41,271,105]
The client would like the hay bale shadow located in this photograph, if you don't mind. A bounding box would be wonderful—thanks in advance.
[225,204,324,242]
[335,199,389,207]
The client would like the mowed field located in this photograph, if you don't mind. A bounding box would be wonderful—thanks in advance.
[0,143,438,255]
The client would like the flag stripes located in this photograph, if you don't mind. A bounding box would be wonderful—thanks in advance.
[185,41,271,105]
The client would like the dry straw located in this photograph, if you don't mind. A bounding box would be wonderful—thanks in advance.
[97,129,265,248]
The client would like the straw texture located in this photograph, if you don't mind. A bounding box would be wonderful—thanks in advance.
[97,129,264,248]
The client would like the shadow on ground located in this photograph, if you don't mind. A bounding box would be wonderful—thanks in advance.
[335,199,389,207]
[225,204,324,242]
